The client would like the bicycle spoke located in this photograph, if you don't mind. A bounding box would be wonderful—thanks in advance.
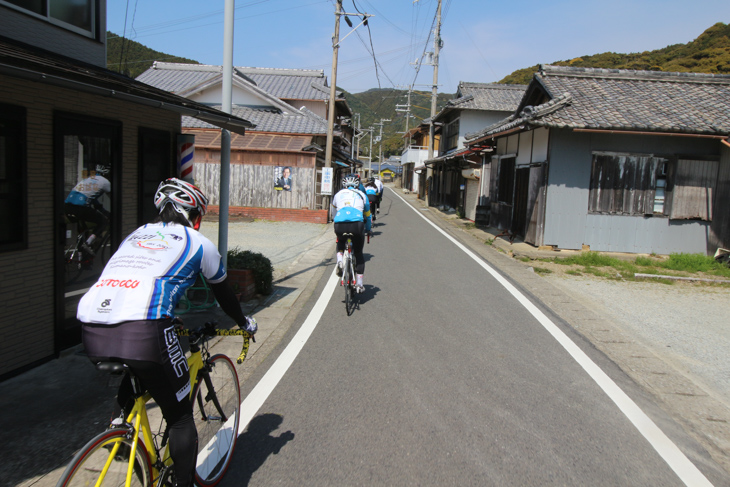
[193,355,240,486]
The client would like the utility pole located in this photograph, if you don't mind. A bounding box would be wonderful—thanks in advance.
[219,0,234,266]
[395,87,413,151]
[351,112,360,159]
[427,0,442,206]
[324,0,342,214]
[374,118,390,177]
[324,2,372,211]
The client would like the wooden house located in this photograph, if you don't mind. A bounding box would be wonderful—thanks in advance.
[425,82,526,221]
[0,5,252,378]
[137,63,358,223]
[466,65,730,255]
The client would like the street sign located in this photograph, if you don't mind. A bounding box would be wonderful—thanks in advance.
[321,167,333,195]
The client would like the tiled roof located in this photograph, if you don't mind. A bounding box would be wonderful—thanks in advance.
[183,105,327,135]
[137,62,338,101]
[468,65,730,140]
[185,129,313,152]
[236,67,339,100]
[453,82,528,111]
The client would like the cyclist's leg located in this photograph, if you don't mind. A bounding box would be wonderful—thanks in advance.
[351,222,366,291]
[82,320,197,487]
[129,359,196,487]
[334,223,347,275]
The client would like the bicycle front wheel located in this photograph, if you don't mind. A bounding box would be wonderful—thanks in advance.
[55,428,152,487]
[193,354,241,486]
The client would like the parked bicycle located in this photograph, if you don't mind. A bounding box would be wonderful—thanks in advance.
[55,320,252,487]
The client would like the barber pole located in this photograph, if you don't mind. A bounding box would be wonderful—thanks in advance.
[177,134,195,182]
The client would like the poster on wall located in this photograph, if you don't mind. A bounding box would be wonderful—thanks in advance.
[274,166,292,191]
[321,167,333,195]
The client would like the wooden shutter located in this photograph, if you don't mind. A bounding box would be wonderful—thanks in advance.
[669,159,719,221]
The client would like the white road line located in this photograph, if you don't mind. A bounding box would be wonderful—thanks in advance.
[237,271,339,435]
[391,190,712,487]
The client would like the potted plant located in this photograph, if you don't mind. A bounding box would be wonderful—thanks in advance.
[226,247,274,298]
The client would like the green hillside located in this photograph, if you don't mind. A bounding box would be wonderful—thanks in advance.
[345,88,453,159]
[499,22,730,85]
[107,32,198,79]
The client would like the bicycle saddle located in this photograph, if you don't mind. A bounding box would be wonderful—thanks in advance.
[95,362,127,374]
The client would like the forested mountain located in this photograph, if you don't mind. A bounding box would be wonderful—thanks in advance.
[107,32,198,78]
[107,22,729,159]
[499,22,730,85]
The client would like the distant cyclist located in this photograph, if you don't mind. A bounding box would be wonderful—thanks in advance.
[77,178,258,487]
[365,178,379,221]
[64,165,111,255]
[373,175,384,214]
[332,174,372,293]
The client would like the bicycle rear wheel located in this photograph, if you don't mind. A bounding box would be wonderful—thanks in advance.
[55,428,151,487]
[193,354,240,486]
[343,253,352,314]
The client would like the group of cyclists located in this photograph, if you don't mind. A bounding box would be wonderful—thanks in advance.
[331,173,384,293]
[71,172,383,486]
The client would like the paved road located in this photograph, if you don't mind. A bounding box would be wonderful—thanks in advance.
[218,190,730,485]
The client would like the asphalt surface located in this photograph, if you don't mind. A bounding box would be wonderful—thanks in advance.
[2,184,729,486]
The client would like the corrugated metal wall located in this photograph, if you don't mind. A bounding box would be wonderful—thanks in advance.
[544,129,724,254]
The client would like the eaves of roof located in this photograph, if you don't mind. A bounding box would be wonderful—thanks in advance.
[0,36,254,133]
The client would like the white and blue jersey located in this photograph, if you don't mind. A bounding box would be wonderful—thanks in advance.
[332,188,372,232]
[65,175,111,208]
[78,222,226,324]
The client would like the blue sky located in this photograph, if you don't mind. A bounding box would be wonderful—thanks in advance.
[107,0,730,94]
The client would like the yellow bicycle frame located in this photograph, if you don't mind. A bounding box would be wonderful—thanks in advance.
[96,327,250,487]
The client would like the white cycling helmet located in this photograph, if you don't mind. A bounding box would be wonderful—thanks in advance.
[342,174,359,189]
[154,178,208,229]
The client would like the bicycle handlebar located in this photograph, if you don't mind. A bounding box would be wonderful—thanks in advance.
[175,320,253,364]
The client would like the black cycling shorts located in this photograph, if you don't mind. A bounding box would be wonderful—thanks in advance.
[82,319,191,403]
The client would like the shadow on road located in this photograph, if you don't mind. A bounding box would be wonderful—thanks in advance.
[230,413,295,485]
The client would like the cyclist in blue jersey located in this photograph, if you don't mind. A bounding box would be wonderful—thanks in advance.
[364,178,379,221]
[332,174,372,293]
[64,165,111,256]
[78,178,258,487]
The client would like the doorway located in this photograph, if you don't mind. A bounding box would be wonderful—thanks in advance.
[54,113,121,352]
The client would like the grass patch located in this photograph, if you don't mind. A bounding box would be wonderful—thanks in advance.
[540,251,730,284]
[518,256,530,262]
[485,238,494,246]
[532,267,552,274]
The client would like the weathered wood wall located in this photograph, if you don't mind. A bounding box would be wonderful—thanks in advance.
[709,148,730,252]
[670,159,719,220]
[194,150,317,210]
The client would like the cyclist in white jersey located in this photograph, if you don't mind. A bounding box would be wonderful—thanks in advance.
[373,176,384,213]
[332,174,372,292]
[78,178,257,487]
[64,165,112,255]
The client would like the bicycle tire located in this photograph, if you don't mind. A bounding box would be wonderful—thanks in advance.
[192,354,240,486]
[343,253,351,314]
[55,427,152,487]
[64,247,84,284]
